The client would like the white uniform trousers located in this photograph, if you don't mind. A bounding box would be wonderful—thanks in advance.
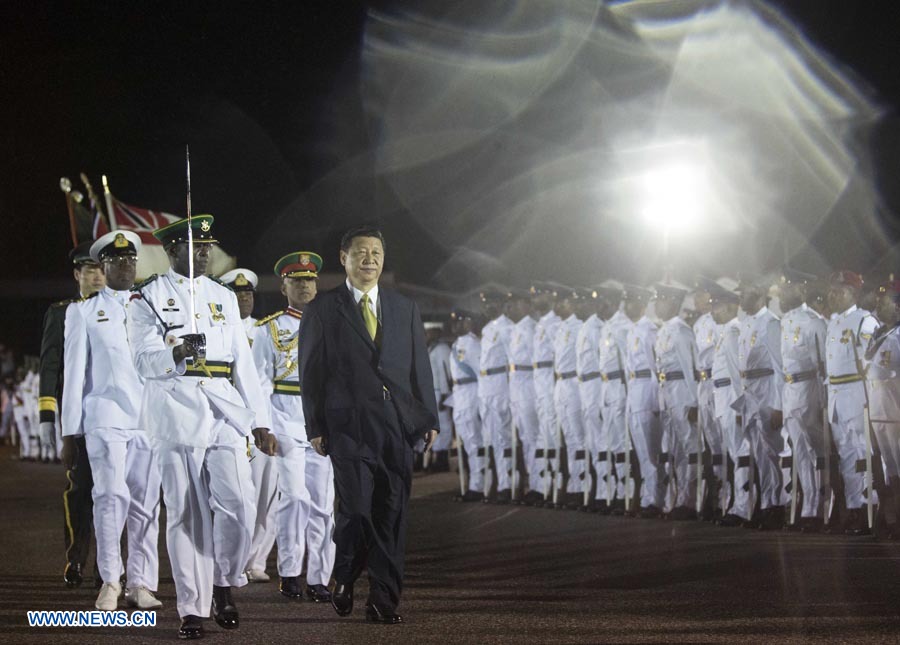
[534,393,557,495]
[432,409,453,452]
[717,409,752,520]
[699,399,725,499]
[452,407,484,493]
[603,403,629,502]
[304,449,336,586]
[581,400,607,502]
[744,409,784,510]
[153,427,254,618]
[831,408,870,509]
[873,421,900,486]
[510,396,540,493]
[629,410,664,509]
[275,434,313,577]
[479,396,513,492]
[86,430,160,589]
[245,450,278,574]
[13,408,35,459]
[662,409,699,511]
[554,380,586,494]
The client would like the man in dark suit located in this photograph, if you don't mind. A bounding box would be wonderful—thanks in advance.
[299,225,438,625]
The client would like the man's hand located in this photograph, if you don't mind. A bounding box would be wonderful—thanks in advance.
[311,436,327,457]
[423,429,438,452]
[687,407,699,424]
[61,435,77,470]
[252,428,277,456]
[771,410,784,429]
[172,342,198,364]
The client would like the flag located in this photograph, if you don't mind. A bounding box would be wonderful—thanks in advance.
[63,187,106,245]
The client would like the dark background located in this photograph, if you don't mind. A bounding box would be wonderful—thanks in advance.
[1,1,899,353]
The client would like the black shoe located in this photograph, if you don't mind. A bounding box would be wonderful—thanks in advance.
[844,508,870,536]
[640,504,662,519]
[668,506,697,521]
[211,585,239,630]
[800,517,823,533]
[427,451,450,472]
[279,575,303,599]
[758,506,785,531]
[64,562,83,588]
[332,582,353,616]
[178,615,204,640]
[365,604,404,624]
[521,490,544,506]
[455,490,484,503]
[718,513,744,527]
[591,499,608,514]
[305,584,332,603]
[413,453,424,472]
[494,489,511,505]
[610,499,626,516]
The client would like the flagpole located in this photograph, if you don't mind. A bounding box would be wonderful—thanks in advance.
[59,177,78,245]
[101,175,118,232]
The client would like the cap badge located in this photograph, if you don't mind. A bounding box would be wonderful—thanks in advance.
[114,233,128,248]
[299,253,310,266]
[200,220,211,232]
[235,273,249,287]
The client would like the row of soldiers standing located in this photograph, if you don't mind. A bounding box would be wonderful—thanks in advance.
[448,270,900,537]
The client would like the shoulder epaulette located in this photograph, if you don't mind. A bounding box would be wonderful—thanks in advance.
[131,274,158,291]
[81,291,100,302]
[51,297,78,309]
[208,275,234,292]
[256,310,285,326]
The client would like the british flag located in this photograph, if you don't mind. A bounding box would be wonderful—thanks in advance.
[103,198,181,244]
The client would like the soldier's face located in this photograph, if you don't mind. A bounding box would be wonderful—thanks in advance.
[827,285,855,313]
[236,291,255,319]
[654,296,681,320]
[876,292,899,325]
[554,298,574,319]
[624,298,645,321]
[693,290,712,315]
[282,276,317,309]
[170,242,211,276]
[341,236,383,291]
[74,263,106,296]
[102,255,137,290]
[778,281,804,311]
[712,300,738,324]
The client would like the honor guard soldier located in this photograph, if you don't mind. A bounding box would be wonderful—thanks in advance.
[552,288,586,509]
[575,288,604,511]
[778,268,828,531]
[221,268,276,583]
[12,368,35,460]
[127,215,275,639]
[425,320,454,471]
[825,270,879,535]
[478,290,514,503]
[597,283,631,513]
[507,290,540,503]
[623,285,663,518]
[42,242,106,588]
[654,281,701,520]
[693,281,725,519]
[254,252,334,602]
[867,281,900,538]
[531,283,561,503]
[448,310,485,501]
[735,277,785,530]
[707,280,752,526]
[62,231,162,611]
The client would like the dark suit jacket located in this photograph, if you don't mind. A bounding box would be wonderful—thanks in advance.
[299,284,438,458]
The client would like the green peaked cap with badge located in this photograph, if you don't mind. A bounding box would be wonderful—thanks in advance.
[152,215,217,248]
[274,251,323,278]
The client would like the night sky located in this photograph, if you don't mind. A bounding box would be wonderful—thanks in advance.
[2,1,900,350]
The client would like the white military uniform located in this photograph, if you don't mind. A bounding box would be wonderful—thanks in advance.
[63,286,160,590]
[599,309,631,504]
[868,324,900,493]
[13,377,35,459]
[253,307,335,586]
[826,305,878,509]
[449,332,483,493]
[655,315,700,512]
[554,314,586,495]
[781,304,827,519]
[478,314,514,492]
[509,315,540,493]
[429,339,454,453]
[626,316,663,509]
[533,309,561,496]
[694,312,724,503]
[735,306,784,511]
[713,317,753,520]
[576,313,604,502]
[128,268,270,618]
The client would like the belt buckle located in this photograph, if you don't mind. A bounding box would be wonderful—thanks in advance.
[658,373,666,383]
[601,374,609,382]
[785,373,794,384]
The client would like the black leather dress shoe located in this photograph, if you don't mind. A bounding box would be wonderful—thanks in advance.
[758,506,785,531]
[332,583,353,616]
[844,508,870,536]
[280,575,303,599]
[494,489,512,505]
[305,584,332,603]
[668,506,697,521]
[609,499,626,516]
[211,585,239,630]
[639,504,661,519]
[455,490,484,503]
[365,604,403,624]
[718,513,744,527]
[64,562,83,588]
[800,517,823,533]
[178,615,204,640]
[521,490,544,506]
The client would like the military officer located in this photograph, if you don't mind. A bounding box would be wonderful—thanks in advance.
[575,289,604,511]
[449,310,484,502]
[597,283,631,514]
[424,320,453,472]
[825,270,879,535]
[43,242,106,588]
[220,269,260,340]
[253,252,334,602]
[654,282,701,520]
[624,285,663,518]
[532,284,561,503]
[507,290,540,504]
[735,277,785,530]
[478,290,514,503]
[62,230,162,611]
[778,268,828,531]
[127,216,275,639]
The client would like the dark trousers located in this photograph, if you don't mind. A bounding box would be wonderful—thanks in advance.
[63,436,94,567]
[331,401,413,610]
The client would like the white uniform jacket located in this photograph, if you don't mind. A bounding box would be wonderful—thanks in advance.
[655,316,699,412]
[693,312,718,409]
[626,316,660,414]
[449,333,481,414]
[478,315,513,400]
[532,310,561,398]
[599,310,631,407]
[62,287,144,437]
[867,324,900,424]
[252,308,305,441]
[508,316,537,403]
[712,318,743,418]
[781,304,827,419]
[825,305,878,421]
[734,307,783,416]
[127,269,271,448]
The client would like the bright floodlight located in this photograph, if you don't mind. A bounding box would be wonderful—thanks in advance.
[641,162,707,232]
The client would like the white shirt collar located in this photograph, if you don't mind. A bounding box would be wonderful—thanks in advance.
[346,278,378,310]
[840,304,858,317]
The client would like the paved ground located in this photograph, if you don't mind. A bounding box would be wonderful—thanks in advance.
[2,446,900,644]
